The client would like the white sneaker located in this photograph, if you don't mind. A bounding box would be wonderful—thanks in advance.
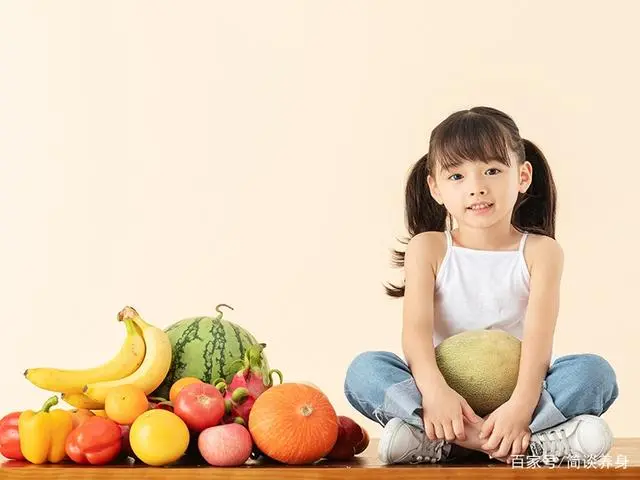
[378,417,452,465]
[528,414,614,465]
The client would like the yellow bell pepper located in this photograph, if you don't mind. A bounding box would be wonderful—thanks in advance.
[19,395,73,464]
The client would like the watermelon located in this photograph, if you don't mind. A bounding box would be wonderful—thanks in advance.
[151,304,271,400]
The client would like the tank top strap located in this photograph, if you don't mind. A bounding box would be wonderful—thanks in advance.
[518,231,529,253]
[444,230,453,247]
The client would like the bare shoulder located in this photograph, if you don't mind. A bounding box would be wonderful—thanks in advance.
[405,231,448,276]
[523,233,564,274]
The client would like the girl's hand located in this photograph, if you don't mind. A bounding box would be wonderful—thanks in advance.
[478,398,533,462]
[421,378,483,442]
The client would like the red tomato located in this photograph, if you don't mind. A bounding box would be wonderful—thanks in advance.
[173,383,225,432]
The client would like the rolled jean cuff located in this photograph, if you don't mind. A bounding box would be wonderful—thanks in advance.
[378,378,424,430]
[528,388,568,433]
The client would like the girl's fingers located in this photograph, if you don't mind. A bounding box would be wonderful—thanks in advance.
[493,436,513,459]
[424,421,436,441]
[443,422,457,442]
[522,431,531,453]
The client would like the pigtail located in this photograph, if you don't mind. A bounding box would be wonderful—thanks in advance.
[512,138,557,238]
[383,153,450,298]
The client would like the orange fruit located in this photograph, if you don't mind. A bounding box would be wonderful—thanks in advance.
[105,385,149,425]
[169,377,202,403]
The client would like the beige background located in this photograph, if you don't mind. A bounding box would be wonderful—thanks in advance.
[1,0,638,445]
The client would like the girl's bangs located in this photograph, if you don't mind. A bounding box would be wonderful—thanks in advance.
[432,115,513,171]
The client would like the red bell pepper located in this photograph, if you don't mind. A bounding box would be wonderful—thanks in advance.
[65,416,121,465]
[0,412,25,460]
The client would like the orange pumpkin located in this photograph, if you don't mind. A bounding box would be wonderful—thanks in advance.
[248,383,339,465]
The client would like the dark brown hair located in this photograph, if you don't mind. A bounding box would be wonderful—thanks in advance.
[384,106,557,298]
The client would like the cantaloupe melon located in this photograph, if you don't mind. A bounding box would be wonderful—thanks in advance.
[434,329,521,417]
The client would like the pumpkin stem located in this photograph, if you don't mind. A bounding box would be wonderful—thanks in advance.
[300,404,313,417]
[214,303,234,320]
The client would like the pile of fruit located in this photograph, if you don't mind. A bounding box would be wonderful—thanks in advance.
[0,304,369,467]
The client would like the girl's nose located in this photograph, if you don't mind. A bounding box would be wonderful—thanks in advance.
[470,189,487,196]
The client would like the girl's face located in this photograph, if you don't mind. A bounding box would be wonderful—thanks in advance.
[427,151,532,229]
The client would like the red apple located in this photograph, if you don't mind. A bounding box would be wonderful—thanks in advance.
[354,427,369,454]
[326,416,370,460]
[198,423,253,466]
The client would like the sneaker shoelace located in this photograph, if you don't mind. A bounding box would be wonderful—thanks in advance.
[409,437,446,464]
[530,429,571,461]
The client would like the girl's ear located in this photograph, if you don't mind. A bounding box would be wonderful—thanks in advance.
[427,174,443,205]
[519,161,533,193]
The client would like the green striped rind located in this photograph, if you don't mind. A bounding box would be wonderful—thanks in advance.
[152,316,268,400]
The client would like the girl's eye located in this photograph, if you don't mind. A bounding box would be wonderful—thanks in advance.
[448,173,463,181]
[486,168,501,175]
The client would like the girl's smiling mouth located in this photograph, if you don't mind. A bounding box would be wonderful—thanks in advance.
[467,202,494,212]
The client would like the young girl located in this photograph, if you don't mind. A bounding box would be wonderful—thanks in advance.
[343,106,619,466]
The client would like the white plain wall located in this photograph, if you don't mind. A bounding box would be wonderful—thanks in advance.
[1,1,638,444]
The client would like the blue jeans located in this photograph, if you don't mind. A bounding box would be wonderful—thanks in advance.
[344,351,618,435]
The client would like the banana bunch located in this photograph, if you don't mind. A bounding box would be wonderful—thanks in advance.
[24,306,172,409]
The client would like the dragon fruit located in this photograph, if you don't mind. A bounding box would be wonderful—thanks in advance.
[213,343,283,425]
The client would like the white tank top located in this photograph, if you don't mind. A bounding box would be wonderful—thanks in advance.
[432,230,530,348]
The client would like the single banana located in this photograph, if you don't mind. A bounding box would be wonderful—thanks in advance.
[61,392,104,410]
[24,316,146,394]
[83,306,172,403]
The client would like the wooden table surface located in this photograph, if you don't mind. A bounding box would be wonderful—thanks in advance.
[2,438,639,479]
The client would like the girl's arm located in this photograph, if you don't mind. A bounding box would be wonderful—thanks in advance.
[510,236,564,412]
[401,232,448,393]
